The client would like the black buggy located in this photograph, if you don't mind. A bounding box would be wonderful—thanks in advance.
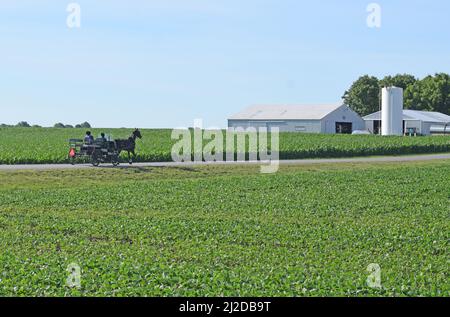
[68,136,120,166]
[68,129,142,167]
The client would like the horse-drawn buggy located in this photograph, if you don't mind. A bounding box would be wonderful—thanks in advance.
[68,129,142,167]
[68,137,120,166]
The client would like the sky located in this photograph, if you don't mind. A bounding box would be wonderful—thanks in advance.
[1,0,450,128]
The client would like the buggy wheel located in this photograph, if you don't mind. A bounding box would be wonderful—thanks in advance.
[112,157,120,167]
[91,154,100,167]
[111,154,120,167]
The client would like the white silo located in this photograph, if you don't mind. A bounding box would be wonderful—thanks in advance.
[381,87,404,136]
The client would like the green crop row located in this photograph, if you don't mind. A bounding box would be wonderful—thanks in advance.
[0,161,448,296]
[0,127,450,164]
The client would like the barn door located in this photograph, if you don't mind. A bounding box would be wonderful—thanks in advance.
[335,122,352,134]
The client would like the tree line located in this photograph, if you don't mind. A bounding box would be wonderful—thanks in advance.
[0,122,92,128]
[343,73,450,116]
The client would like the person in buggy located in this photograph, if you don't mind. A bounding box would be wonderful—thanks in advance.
[84,131,94,145]
[100,133,107,143]
[97,133,115,153]
[97,133,109,152]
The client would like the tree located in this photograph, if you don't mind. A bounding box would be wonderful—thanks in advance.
[404,73,450,114]
[54,123,66,128]
[344,73,450,116]
[64,124,74,128]
[78,122,91,128]
[16,121,31,127]
[32,125,42,128]
[380,74,417,90]
[343,75,381,116]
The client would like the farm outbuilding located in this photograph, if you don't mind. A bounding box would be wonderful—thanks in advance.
[228,104,366,134]
[363,110,450,135]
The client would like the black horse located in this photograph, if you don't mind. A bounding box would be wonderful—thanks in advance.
[115,129,142,164]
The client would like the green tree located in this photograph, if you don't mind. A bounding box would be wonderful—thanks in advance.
[380,74,417,90]
[54,123,66,128]
[79,122,91,128]
[343,75,380,116]
[404,73,450,114]
[16,121,31,127]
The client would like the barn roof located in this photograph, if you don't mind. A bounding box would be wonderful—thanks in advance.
[228,104,343,121]
[363,110,450,124]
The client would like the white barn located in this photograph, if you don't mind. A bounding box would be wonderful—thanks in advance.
[363,110,450,135]
[228,104,366,134]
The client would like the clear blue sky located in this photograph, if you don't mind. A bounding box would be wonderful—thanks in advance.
[1,0,449,128]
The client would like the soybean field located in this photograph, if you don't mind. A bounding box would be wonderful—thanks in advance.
[0,161,448,296]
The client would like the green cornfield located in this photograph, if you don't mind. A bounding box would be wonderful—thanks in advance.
[0,127,449,164]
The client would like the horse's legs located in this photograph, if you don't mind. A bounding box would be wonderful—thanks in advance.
[128,151,134,164]
[128,150,136,165]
